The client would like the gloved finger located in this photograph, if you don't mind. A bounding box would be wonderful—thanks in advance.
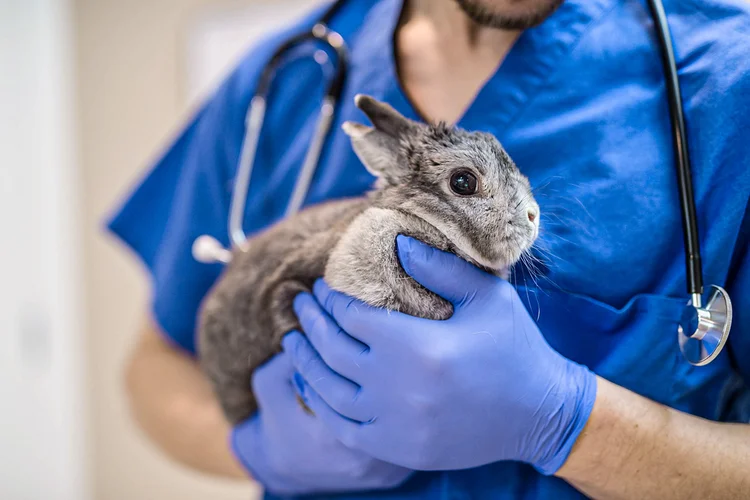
[251,350,296,403]
[293,293,370,381]
[312,279,395,348]
[231,416,303,495]
[282,332,374,423]
[293,374,365,450]
[395,235,496,307]
[230,415,264,471]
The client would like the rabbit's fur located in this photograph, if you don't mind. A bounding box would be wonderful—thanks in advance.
[198,95,540,425]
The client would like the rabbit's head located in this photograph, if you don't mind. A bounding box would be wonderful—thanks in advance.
[343,94,539,272]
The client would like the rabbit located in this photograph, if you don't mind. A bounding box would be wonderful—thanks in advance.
[197,94,541,425]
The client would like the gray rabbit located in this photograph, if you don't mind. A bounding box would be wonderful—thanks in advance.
[197,95,541,425]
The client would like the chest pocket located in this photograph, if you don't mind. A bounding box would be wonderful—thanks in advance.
[517,286,734,419]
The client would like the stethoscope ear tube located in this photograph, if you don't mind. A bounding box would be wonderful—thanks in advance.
[227,22,349,249]
[194,4,352,264]
[228,96,266,249]
[285,23,348,217]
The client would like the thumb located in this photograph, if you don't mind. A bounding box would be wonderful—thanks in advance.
[396,235,494,305]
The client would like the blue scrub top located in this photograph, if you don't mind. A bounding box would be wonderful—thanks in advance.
[107,0,750,497]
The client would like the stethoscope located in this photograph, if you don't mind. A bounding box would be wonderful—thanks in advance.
[192,0,732,367]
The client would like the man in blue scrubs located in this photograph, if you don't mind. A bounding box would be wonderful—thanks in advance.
[109,0,750,497]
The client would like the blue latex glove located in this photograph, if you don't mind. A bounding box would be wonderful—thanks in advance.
[285,235,598,475]
[231,342,413,496]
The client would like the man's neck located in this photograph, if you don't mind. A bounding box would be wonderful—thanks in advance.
[404,0,517,48]
[395,0,520,125]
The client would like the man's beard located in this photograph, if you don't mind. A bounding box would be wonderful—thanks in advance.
[453,0,564,30]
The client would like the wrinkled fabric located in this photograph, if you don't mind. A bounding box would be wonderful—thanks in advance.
[106,0,750,497]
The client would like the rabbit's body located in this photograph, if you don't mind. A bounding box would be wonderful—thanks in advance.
[198,197,364,424]
[198,95,540,425]
[199,196,463,424]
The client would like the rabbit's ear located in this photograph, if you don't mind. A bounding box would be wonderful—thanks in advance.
[342,121,406,185]
[342,95,418,184]
[354,94,415,138]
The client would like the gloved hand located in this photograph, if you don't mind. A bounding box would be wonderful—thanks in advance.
[231,342,413,496]
[284,235,598,475]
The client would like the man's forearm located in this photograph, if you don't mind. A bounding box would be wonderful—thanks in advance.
[556,376,750,499]
[124,318,249,480]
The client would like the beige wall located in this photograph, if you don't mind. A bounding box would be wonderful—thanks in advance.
[75,0,261,498]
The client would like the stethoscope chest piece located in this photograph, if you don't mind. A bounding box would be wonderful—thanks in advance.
[678,285,732,366]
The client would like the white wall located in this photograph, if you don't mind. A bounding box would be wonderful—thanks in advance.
[0,1,89,499]
[185,0,320,106]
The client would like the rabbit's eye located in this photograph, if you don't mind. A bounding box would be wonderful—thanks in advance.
[449,170,478,196]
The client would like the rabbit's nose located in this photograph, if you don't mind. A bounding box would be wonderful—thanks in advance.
[527,206,539,224]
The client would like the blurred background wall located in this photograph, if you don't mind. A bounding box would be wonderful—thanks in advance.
[75,0,258,496]
[2,0,321,499]
[1,1,88,499]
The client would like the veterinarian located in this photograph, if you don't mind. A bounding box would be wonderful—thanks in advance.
[108,0,750,498]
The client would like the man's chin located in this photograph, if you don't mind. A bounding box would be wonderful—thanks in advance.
[452,0,564,30]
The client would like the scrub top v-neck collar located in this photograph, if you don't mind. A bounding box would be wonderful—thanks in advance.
[345,0,615,141]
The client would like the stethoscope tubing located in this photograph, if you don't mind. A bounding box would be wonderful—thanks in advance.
[645,0,704,306]
[228,12,348,248]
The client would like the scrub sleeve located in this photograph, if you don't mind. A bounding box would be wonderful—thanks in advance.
[106,100,231,355]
